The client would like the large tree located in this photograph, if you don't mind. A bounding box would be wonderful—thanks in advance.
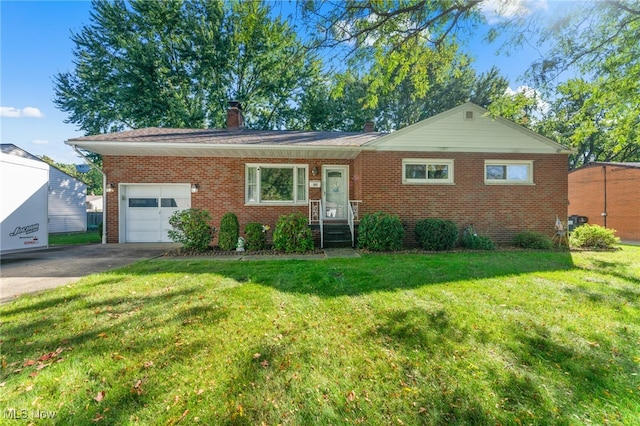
[502,0,640,167]
[54,0,320,134]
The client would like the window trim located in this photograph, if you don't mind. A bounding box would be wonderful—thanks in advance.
[484,160,534,185]
[245,163,308,205]
[402,159,454,184]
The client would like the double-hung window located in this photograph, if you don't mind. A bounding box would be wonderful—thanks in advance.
[402,159,454,184]
[484,160,533,184]
[246,164,307,205]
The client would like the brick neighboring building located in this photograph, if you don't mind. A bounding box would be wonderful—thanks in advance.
[568,162,640,243]
[66,102,571,247]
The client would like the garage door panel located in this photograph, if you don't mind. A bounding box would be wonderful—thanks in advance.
[124,184,190,243]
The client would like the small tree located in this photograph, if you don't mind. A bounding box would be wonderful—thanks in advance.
[569,224,619,249]
[244,222,268,251]
[357,211,404,251]
[168,208,216,252]
[218,212,240,251]
[273,212,314,253]
[513,231,554,250]
[415,218,458,251]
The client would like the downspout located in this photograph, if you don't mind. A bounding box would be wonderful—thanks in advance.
[602,165,608,228]
[72,145,107,244]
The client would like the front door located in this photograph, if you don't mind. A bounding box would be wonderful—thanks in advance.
[323,166,348,219]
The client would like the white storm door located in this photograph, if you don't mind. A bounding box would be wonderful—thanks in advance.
[322,166,348,219]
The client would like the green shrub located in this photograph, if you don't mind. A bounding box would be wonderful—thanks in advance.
[357,211,404,251]
[244,222,268,251]
[513,231,554,250]
[273,212,314,253]
[569,224,619,249]
[415,218,458,251]
[168,208,216,252]
[97,222,103,237]
[461,226,495,250]
[218,212,240,251]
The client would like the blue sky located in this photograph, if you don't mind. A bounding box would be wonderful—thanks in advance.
[1,0,566,164]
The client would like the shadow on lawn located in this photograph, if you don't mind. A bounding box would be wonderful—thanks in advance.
[129,250,576,297]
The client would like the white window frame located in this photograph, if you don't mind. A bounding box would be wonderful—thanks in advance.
[484,160,534,185]
[402,159,454,184]
[245,163,308,205]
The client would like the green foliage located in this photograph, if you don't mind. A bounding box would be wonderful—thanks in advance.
[97,222,103,238]
[513,231,555,250]
[461,226,496,250]
[569,224,620,249]
[218,212,240,251]
[167,208,216,252]
[54,0,320,134]
[357,211,404,251]
[525,2,640,167]
[415,218,458,251]
[244,222,268,251]
[273,212,314,253]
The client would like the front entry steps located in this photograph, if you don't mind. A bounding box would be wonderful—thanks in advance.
[323,223,353,248]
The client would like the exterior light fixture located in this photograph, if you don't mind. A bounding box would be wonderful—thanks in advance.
[106,183,115,193]
[191,183,199,193]
[312,166,318,176]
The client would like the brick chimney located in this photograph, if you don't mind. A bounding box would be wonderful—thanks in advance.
[363,121,375,133]
[227,101,243,131]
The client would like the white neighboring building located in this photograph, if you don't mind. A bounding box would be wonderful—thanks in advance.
[1,144,87,234]
[1,151,49,253]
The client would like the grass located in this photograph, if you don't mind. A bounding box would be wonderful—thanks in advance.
[1,247,639,425]
[49,232,101,245]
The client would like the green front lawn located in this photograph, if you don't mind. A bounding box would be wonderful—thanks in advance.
[49,232,101,245]
[1,248,638,424]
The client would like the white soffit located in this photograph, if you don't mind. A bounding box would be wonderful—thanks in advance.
[68,142,362,160]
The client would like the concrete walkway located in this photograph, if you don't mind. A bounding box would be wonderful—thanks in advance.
[1,244,360,303]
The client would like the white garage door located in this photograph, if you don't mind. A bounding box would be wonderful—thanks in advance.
[125,184,191,242]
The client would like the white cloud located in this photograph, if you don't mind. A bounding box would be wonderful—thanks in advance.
[506,85,550,115]
[0,106,45,118]
[480,0,548,25]
[32,139,49,145]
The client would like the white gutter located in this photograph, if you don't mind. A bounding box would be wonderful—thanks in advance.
[72,145,107,244]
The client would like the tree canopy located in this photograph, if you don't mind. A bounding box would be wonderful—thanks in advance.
[54,0,640,169]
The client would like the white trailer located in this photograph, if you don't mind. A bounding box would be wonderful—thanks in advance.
[1,152,49,254]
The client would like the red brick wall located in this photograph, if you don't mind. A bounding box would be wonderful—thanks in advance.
[568,165,640,242]
[355,152,569,245]
[103,156,354,244]
[104,152,568,246]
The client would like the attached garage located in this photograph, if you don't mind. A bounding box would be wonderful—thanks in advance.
[119,184,191,242]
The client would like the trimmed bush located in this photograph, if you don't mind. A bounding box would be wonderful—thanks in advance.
[218,212,240,251]
[357,211,404,251]
[415,218,458,251]
[461,226,495,250]
[244,222,268,251]
[168,208,216,252]
[569,224,619,249]
[513,231,554,250]
[273,212,314,253]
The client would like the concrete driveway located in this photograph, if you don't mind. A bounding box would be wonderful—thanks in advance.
[0,243,178,303]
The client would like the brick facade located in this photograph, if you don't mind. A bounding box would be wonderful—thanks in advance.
[568,164,640,243]
[104,152,568,246]
[358,151,568,246]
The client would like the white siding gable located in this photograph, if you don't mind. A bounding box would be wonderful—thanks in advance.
[366,102,571,154]
[48,167,87,233]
